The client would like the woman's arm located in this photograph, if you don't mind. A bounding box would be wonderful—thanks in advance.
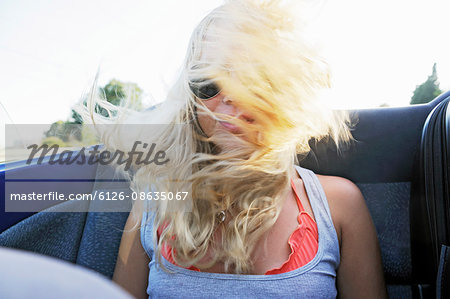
[320,176,388,299]
[113,205,150,299]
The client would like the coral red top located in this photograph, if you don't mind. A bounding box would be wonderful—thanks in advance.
[158,179,319,274]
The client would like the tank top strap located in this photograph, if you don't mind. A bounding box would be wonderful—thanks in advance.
[140,185,157,258]
[294,166,334,228]
[293,165,340,266]
[290,179,306,212]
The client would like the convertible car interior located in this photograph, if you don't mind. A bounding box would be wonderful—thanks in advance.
[1,90,449,299]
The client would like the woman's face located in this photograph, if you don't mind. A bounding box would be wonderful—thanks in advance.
[192,39,256,149]
[196,91,255,149]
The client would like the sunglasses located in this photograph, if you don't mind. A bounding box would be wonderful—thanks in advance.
[189,79,221,100]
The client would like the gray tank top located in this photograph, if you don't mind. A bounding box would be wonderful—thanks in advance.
[141,166,340,298]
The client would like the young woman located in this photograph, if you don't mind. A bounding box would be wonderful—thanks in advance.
[103,1,387,298]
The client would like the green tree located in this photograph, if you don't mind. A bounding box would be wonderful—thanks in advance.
[45,79,144,146]
[100,79,143,108]
[45,121,81,142]
[410,63,442,105]
[70,109,84,124]
[70,79,144,123]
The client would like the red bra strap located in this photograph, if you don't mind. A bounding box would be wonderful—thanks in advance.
[290,179,305,212]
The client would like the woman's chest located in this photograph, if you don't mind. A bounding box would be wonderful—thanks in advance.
[201,181,314,275]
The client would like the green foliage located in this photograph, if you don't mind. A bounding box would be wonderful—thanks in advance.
[101,79,143,108]
[45,121,82,142]
[71,79,144,122]
[70,109,84,124]
[80,125,100,146]
[410,63,442,105]
[45,79,143,146]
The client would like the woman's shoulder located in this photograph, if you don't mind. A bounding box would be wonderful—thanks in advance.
[314,174,366,247]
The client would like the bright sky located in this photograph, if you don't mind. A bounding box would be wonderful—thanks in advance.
[1,0,449,128]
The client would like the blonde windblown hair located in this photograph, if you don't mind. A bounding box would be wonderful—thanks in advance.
[77,0,352,274]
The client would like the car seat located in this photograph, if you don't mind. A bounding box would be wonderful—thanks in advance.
[302,91,450,298]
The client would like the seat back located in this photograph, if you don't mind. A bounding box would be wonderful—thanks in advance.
[300,91,450,299]
[410,94,450,297]
[0,158,130,278]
